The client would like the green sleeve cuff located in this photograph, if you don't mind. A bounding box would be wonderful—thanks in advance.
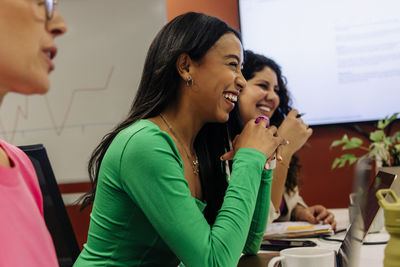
[234,147,266,170]
[261,169,273,183]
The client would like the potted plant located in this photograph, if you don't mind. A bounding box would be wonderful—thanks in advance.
[330,113,400,175]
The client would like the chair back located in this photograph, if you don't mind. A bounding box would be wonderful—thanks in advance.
[19,144,80,267]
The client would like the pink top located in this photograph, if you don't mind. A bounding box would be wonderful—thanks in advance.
[0,139,58,266]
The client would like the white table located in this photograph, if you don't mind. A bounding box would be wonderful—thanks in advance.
[330,208,387,267]
[253,208,388,267]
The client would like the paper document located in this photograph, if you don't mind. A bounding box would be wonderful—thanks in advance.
[264,221,333,239]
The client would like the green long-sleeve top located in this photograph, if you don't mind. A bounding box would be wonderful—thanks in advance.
[74,120,272,267]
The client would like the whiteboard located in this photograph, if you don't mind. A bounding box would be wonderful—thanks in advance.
[0,0,166,183]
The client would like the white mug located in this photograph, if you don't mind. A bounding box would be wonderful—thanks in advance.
[268,247,335,267]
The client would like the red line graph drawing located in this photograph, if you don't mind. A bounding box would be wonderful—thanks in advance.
[0,66,115,143]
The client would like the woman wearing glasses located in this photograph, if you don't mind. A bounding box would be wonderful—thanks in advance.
[75,12,286,267]
[0,1,67,266]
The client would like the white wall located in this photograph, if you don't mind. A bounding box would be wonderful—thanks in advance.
[0,0,166,183]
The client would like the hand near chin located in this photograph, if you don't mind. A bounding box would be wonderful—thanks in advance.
[220,119,288,162]
[294,205,337,231]
[278,109,312,156]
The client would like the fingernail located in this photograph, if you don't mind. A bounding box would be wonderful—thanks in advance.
[278,156,283,161]
[285,140,290,145]
[220,156,224,161]
[255,115,269,124]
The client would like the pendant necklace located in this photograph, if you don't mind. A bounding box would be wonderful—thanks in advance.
[159,113,199,175]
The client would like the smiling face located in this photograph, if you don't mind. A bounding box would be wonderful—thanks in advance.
[189,33,246,123]
[0,0,67,99]
[238,66,280,123]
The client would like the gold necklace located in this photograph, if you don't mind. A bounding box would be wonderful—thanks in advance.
[159,113,199,175]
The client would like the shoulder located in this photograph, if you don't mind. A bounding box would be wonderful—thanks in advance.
[0,140,42,210]
[0,147,9,167]
[0,139,34,169]
[109,120,179,162]
[116,120,174,150]
[114,121,184,184]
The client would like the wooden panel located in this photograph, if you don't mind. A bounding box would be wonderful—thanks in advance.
[65,205,92,250]
[166,0,239,30]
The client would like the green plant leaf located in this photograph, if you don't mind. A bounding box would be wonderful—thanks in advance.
[332,158,342,169]
[370,130,385,142]
[344,153,358,165]
[391,131,400,143]
[382,136,391,147]
[378,113,398,129]
[395,144,400,152]
[330,113,399,168]
[342,137,363,150]
[331,140,344,148]
[331,153,358,169]
[369,142,384,155]
[331,134,349,148]
[369,143,391,165]
[331,134,348,148]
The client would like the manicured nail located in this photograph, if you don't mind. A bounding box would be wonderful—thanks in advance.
[255,116,270,127]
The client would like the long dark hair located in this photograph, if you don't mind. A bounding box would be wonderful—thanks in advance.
[228,50,300,192]
[80,12,240,225]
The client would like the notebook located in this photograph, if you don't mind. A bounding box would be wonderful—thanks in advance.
[264,221,333,239]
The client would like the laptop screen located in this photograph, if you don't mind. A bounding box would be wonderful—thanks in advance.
[362,171,397,236]
[336,158,371,267]
[337,160,396,267]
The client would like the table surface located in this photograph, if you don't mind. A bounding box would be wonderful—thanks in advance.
[238,208,389,267]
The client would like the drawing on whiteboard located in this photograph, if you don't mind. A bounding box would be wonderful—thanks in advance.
[0,67,115,143]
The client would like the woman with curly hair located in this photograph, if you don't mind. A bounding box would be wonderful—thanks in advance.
[226,50,336,229]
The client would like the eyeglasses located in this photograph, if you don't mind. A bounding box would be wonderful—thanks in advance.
[38,0,58,21]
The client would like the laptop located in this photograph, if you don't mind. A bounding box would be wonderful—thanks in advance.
[336,159,397,267]
[259,159,397,266]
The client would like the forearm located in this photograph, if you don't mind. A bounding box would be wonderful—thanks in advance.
[270,152,292,211]
[122,128,267,267]
[242,170,273,255]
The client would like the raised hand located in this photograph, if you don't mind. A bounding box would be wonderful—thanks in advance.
[277,109,312,158]
[221,118,287,162]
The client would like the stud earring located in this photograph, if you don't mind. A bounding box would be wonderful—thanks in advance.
[185,76,193,87]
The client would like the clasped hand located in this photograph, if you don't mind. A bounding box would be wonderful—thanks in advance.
[277,109,312,157]
[220,119,288,163]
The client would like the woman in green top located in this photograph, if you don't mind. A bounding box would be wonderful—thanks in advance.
[75,12,286,267]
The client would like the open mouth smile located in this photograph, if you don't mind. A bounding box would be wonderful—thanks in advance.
[223,92,238,103]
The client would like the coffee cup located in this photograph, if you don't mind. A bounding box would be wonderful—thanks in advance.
[268,247,335,267]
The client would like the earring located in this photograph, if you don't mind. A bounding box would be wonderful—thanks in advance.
[185,76,193,87]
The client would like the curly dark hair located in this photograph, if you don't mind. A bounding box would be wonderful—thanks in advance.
[228,50,300,193]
